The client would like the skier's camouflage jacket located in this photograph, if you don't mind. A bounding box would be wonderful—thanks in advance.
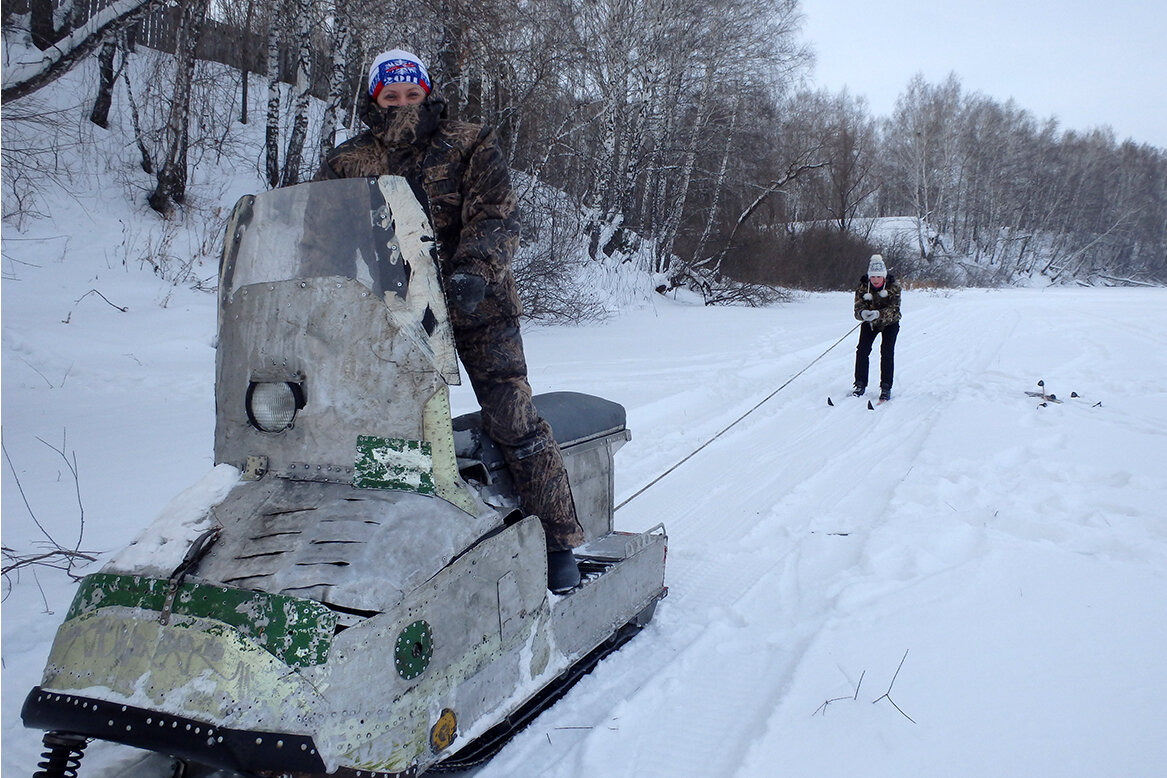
[314,91,584,550]
[853,274,902,331]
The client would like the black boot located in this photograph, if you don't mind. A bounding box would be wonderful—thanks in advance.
[547,549,581,593]
[851,384,866,397]
[879,385,891,402]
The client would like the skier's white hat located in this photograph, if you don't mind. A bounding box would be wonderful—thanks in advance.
[868,254,887,277]
[368,49,431,98]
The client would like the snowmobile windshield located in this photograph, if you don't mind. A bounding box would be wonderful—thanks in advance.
[217,175,460,385]
[220,177,425,302]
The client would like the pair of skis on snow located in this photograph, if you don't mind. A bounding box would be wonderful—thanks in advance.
[825,393,886,410]
[1026,379,1100,408]
[1024,379,1063,405]
[827,380,1100,411]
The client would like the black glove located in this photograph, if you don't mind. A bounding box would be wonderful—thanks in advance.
[448,273,486,314]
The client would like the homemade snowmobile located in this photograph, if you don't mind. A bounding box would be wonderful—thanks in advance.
[22,176,667,777]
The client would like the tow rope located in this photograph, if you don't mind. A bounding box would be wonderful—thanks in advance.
[614,322,861,512]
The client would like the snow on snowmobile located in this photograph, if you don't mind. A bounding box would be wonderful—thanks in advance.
[22,175,667,777]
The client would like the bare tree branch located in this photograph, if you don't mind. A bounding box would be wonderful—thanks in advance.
[872,649,916,724]
[1,433,95,590]
[2,0,170,104]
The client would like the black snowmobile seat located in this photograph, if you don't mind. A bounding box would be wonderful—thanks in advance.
[453,391,627,471]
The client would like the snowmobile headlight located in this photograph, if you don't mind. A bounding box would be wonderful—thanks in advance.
[246,381,305,433]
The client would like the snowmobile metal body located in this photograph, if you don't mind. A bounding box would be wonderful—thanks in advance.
[22,176,667,777]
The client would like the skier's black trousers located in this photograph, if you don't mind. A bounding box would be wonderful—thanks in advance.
[854,321,900,390]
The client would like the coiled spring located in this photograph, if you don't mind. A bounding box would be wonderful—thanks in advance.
[34,732,87,778]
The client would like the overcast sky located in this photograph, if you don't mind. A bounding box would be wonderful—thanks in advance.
[800,0,1167,149]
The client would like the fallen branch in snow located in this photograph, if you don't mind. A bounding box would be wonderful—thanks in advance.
[872,649,916,724]
[1,433,95,598]
[2,0,170,104]
[15,355,70,389]
[813,670,865,717]
[36,433,87,550]
[63,288,129,322]
[2,546,98,578]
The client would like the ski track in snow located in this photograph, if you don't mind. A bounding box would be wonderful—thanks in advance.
[470,289,1167,778]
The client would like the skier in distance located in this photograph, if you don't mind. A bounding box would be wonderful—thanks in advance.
[851,254,902,402]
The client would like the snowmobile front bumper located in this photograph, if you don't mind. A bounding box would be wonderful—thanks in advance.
[21,687,329,774]
[19,572,358,776]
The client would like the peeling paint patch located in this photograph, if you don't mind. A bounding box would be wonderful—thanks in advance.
[66,574,335,668]
[354,436,435,494]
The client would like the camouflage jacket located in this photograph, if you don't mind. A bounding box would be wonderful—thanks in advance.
[853,274,902,330]
[315,91,522,327]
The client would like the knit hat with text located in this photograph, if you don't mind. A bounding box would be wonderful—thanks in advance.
[368,49,431,98]
[867,254,887,277]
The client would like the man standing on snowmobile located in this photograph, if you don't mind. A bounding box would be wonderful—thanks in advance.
[315,49,584,592]
[852,254,902,401]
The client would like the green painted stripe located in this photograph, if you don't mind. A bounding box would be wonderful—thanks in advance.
[66,573,336,668]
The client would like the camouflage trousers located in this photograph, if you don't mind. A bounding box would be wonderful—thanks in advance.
[454,320,584,551]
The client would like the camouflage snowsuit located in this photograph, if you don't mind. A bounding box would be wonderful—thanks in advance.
[853,274,902,391]
[316,92,584,550]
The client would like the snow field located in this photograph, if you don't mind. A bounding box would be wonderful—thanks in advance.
[470,288,1167,777]
[4,235,1166,777]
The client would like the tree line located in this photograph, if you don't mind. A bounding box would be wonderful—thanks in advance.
[4,0,1165,299]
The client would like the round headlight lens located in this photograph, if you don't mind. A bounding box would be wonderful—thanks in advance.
[247,382,302,433]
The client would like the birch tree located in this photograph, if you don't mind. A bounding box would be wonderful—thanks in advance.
[263,2,283,188]
[89,37,120,128]
[885,73,963,260]
[147,0,211,216]
[318,0,354,165]
[279,0,315,186]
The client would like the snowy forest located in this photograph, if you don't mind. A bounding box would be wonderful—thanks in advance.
[4,0,1167,304]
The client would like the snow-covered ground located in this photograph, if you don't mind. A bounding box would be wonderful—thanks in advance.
[4,204,1166,776]
[4,54,1166,776]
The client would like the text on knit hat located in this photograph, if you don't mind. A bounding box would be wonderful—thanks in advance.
[368,49,431,97]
